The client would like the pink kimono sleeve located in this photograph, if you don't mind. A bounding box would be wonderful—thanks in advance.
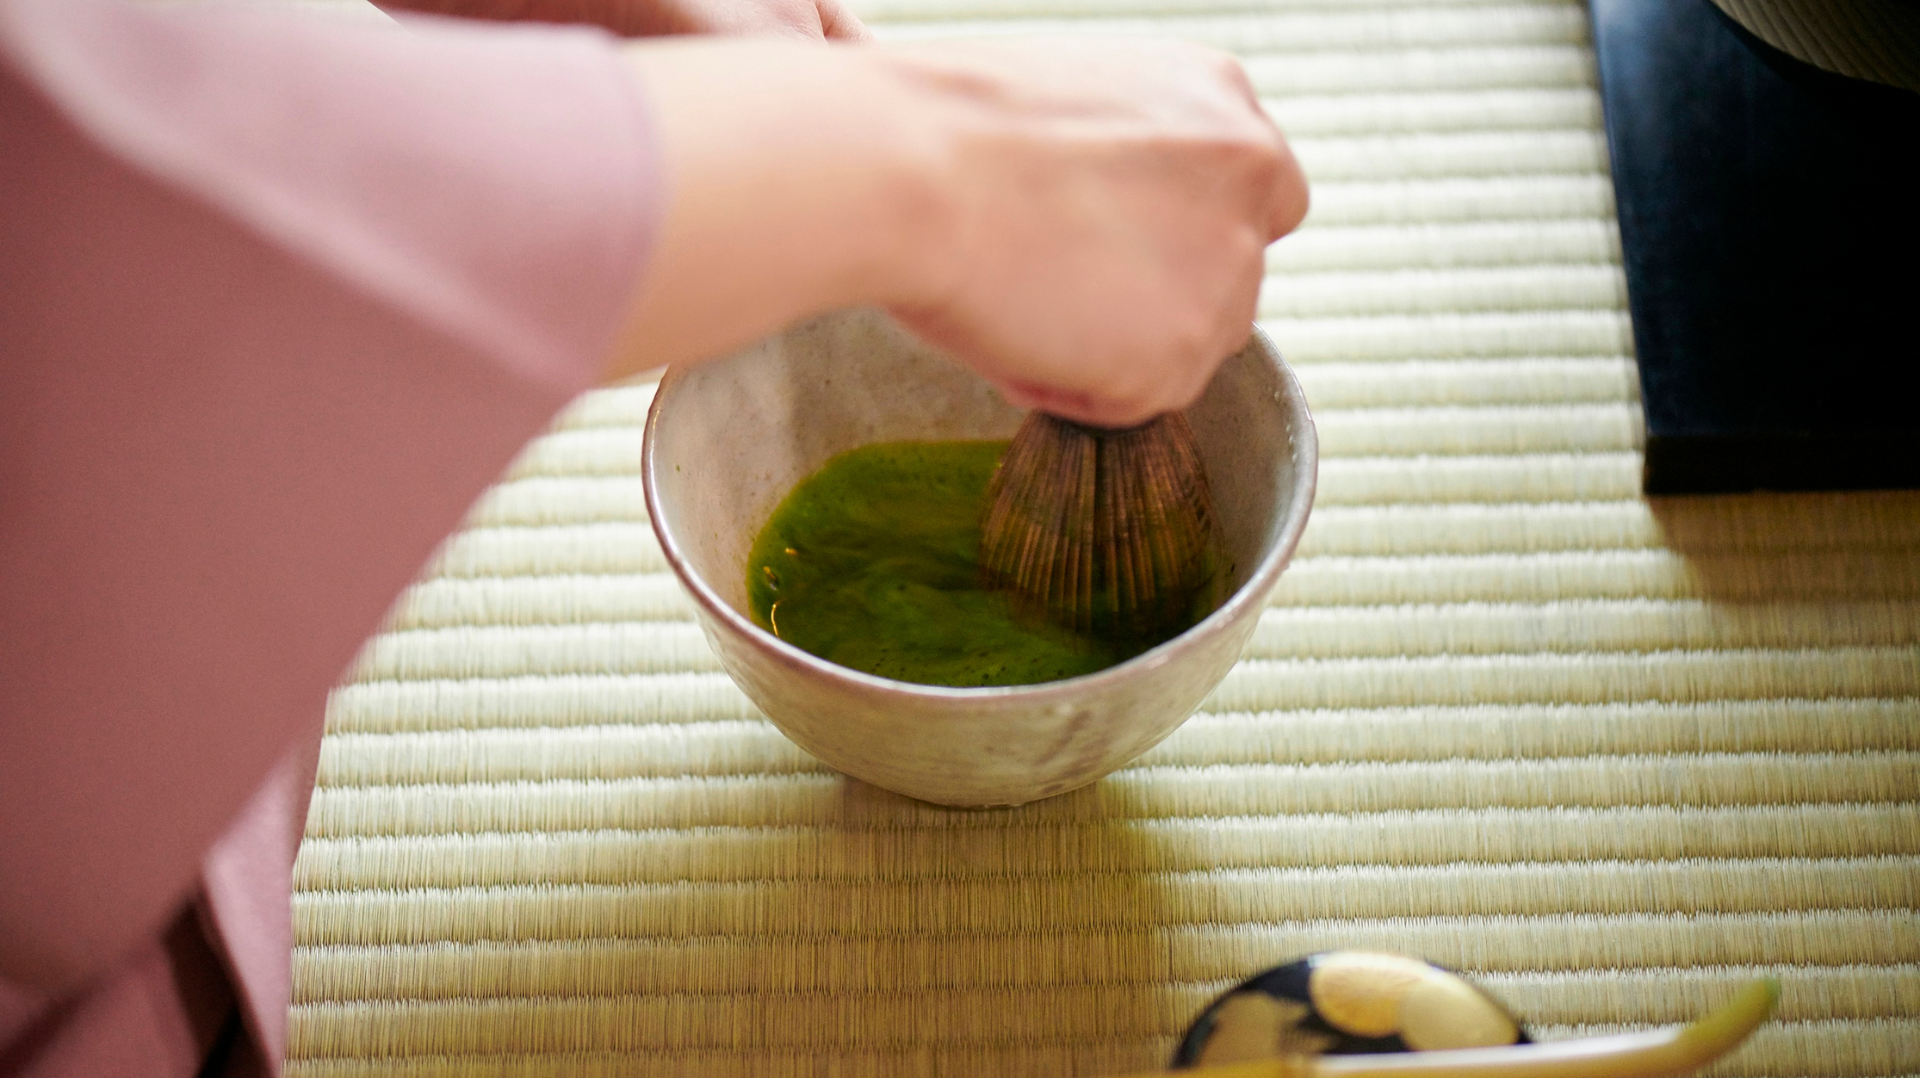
[0,0,663,1073]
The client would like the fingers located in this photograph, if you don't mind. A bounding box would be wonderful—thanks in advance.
[1217,53,1309,243]
[994,380,1105,425]
[1263,137,1309,240]
[815,0,871,40]
[1207,44,1264,113]
[997,382,1164,430]
[1189,45,1308,242]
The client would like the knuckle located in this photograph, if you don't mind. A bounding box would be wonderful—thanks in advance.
[1166,310,1220,376]
[1178,42,1242,82]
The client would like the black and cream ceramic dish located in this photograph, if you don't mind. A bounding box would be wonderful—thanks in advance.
[1173,952,1529,1067]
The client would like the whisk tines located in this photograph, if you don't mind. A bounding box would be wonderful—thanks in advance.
[980,411,1219,644]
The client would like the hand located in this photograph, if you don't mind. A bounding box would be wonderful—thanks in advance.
[615,38,1306,427]
[880,39,1305,426]
[381,0,869,41]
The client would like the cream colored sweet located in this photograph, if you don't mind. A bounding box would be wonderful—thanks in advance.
[643,309,1316,807]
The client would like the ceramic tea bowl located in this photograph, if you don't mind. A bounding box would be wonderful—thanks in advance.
[642,309,1316,807]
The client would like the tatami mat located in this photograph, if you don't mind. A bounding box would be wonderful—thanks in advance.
[287,1,1920,1075]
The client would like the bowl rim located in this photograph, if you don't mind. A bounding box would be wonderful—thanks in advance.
[641,321,1319,703]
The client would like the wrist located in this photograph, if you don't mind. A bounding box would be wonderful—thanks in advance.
[610,39,957,373]
[804,46,960,314]
[858,47,986,314]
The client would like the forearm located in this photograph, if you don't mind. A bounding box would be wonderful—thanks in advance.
[376,0,623,27]
[605,36,1303,423]
[375,0,868,39]
[606,40,951,379]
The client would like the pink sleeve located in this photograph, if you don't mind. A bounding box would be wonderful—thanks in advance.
[0,0,662,1059]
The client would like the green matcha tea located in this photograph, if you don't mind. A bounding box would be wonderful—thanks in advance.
[747,440,1202,688]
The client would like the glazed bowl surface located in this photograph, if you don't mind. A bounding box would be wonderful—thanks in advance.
[642,309,1316,807]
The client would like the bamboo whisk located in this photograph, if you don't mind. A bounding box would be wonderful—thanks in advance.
[980,411,1219,642]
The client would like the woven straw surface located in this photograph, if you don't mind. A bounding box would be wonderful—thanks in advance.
[288,1,1920,1075]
